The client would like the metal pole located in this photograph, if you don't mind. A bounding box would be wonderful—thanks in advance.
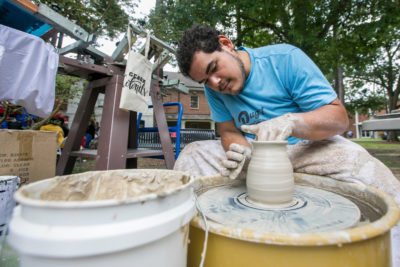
[355,110,360,139]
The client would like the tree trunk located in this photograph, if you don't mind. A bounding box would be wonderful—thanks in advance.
[235,3,242,47]
[388,131,398,142]
[334,66,345,104]
[386,91,398,142]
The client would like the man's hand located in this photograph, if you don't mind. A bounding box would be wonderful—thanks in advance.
[221,143,252,180]
[241,113,298,141]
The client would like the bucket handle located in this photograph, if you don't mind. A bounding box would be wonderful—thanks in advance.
[195,194,209,267]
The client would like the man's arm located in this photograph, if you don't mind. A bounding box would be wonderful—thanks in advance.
[241,98,349,141]
[218,120,251,151]
[292,98,349,140]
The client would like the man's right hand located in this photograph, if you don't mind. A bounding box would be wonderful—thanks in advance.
[241,113,298,141]
[221,143,252,180]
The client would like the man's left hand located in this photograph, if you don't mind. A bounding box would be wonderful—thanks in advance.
[241,113,298,141]
[221,143,252,180]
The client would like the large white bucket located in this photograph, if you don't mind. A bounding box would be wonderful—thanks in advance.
[7,169,195,267]
[0,175,20,254]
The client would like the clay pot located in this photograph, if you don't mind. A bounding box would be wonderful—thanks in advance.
[246,141,294,205]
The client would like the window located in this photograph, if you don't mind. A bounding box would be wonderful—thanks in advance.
[361,130,371,138]
[190,95,199,109]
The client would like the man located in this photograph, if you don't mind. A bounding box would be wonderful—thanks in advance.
[173,24,400,265]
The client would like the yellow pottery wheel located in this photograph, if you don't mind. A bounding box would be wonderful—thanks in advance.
[188,173,400,267]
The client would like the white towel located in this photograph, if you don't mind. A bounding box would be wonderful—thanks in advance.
[0,24,59,118]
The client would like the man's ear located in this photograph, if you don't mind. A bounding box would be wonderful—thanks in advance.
[218,35,235,51]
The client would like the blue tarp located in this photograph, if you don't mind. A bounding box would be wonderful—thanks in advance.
[0,0,51,36]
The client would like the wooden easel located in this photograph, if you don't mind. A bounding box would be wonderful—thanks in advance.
[56,32,177,175]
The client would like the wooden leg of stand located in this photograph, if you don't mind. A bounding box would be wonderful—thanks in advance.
[126,111,138,169]
[150,79,175,169]
[95,75,129,170]
[56,80,101,175]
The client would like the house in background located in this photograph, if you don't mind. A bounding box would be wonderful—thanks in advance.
[160,71,215,131]
[347,112,378,139]
[347,106,400,139]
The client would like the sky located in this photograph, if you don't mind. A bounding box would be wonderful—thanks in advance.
[63,0,178,71]
[95,0,156,56]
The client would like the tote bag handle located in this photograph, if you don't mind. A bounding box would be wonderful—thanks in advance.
[127,26,150,58]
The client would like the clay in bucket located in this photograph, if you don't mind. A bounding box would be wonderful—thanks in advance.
[36,169,190,201]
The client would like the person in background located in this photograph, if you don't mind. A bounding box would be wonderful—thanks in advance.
[347,131,353,138]
[84,118,96,148]
[56,117,69,137]
[40,117,64,147]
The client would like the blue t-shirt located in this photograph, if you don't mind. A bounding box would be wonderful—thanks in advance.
[204,44,337,144]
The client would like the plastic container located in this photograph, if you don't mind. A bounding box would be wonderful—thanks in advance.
[7,169,195,267]
[0,175,20,253]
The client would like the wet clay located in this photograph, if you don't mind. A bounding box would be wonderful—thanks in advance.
[246,141,294,204]
[38,170,189,201]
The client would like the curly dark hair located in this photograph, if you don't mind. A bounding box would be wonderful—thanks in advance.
[177,24,222,77]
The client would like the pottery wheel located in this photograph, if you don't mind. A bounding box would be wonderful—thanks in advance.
[197,183,361,234]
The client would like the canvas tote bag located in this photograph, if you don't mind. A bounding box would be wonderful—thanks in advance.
[119,27,153,113]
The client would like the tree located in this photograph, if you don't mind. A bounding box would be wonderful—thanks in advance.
[345,85,387,118]
[32,0,138,39]
[343,1,400,140]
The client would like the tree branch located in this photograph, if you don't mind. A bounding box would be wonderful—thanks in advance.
[0,102,10,125]
[31,100,64,130]
[0,102,24,126]
[239,14,289,42]
[318,0,352,39]
[348,75,385,88]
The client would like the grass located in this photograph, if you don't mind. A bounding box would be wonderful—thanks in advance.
[352,139,400,169]
[72,158,96,174]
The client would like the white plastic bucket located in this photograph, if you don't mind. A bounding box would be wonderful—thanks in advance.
[0,175,20,253]
[7,169,195,267]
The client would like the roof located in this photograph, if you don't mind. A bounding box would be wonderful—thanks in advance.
[164,71,203,89]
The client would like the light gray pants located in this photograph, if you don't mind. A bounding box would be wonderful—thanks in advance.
[174,135,400,266]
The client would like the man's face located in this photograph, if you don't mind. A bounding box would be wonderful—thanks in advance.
[189,49,247,95]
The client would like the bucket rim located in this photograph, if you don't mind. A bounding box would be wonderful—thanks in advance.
[0,175,20,182]
[14,169,194,208]
[191,173,400,246]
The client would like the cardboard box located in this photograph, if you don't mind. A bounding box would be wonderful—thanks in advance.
[0,130,58,185]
